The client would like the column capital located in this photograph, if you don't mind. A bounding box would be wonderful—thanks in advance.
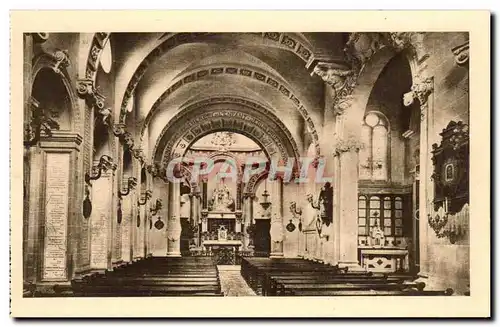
[76,79,106,110]
[344,32,389,67]
[403,76,434,107]
[332,136,364,157]
[452,41,469,67]
[311,61,358,117]
[52,49,71,75]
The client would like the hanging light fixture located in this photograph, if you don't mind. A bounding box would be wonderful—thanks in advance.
[260,178,271,211]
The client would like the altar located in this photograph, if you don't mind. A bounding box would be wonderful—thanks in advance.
[199,179,243,252]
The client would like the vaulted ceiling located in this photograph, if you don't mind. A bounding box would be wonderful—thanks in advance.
[110,32,349,157]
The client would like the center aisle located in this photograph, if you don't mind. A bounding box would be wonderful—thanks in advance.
[217,265,256,296]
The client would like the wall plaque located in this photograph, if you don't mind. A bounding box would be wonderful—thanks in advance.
[90,177,110,269]
[42,153,70,281]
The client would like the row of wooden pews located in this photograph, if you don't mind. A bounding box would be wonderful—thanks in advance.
[72,257,224,297]
[241,257,454,296]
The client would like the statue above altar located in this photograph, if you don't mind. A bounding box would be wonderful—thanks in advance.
[208,178,235,212]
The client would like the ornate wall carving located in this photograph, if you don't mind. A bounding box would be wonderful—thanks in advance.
[315,32,429,116]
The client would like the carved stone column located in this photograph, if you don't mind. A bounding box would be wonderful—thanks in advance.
[167,182,182,257]
[269,178,284,258]
[403,76,434,275]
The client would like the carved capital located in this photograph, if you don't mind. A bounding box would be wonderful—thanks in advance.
[52,49,70,75]
[344,32,388,67]
[403,76,434,107]
[452,41,469,66]
[76,79,105,109]
[332,136,364,157]
[76,79,94,98]
[313,63,356,96]
[388,32,415,51]
[312,61,358,116]
[388,32,427,62]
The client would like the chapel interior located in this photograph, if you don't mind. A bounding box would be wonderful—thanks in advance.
[22,32,470,297]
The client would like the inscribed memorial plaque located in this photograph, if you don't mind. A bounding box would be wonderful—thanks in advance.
[42,153,70,280]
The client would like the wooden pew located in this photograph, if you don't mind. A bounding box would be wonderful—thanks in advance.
[289,288,454,296]
[274,281,425,296]
[72,257,224,297]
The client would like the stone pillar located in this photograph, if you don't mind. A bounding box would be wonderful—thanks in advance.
[167,181,182,257]
[242,194,254,249]
[90,160,115,271]
[189,193,196,224]
[270,178,284,258]
[120,188,133,262]
[111,152,122,267]
[403,77,434,275]
[235,212,242,233]
[151,180,168,256]
[25,133,82,286]
[336,148,364,271]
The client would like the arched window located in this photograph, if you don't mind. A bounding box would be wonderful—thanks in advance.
[359,111,389,181]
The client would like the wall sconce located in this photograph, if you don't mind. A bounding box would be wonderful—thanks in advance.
[24,97,60,148]
[150,199,162,216]
[85,155,117,185]
[307,193,320,210]
[118,177,137,198]
[138,190,153,206]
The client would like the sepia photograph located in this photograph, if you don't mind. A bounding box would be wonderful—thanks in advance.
[9,10,490,318]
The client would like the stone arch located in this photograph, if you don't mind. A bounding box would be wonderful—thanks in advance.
[244,170,269,196]
[31,51,78,131]
[153,97,301,169]
[343,44,422,142]
[81,33,111,82]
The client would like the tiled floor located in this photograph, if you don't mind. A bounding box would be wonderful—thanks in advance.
[217,265,256,296]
